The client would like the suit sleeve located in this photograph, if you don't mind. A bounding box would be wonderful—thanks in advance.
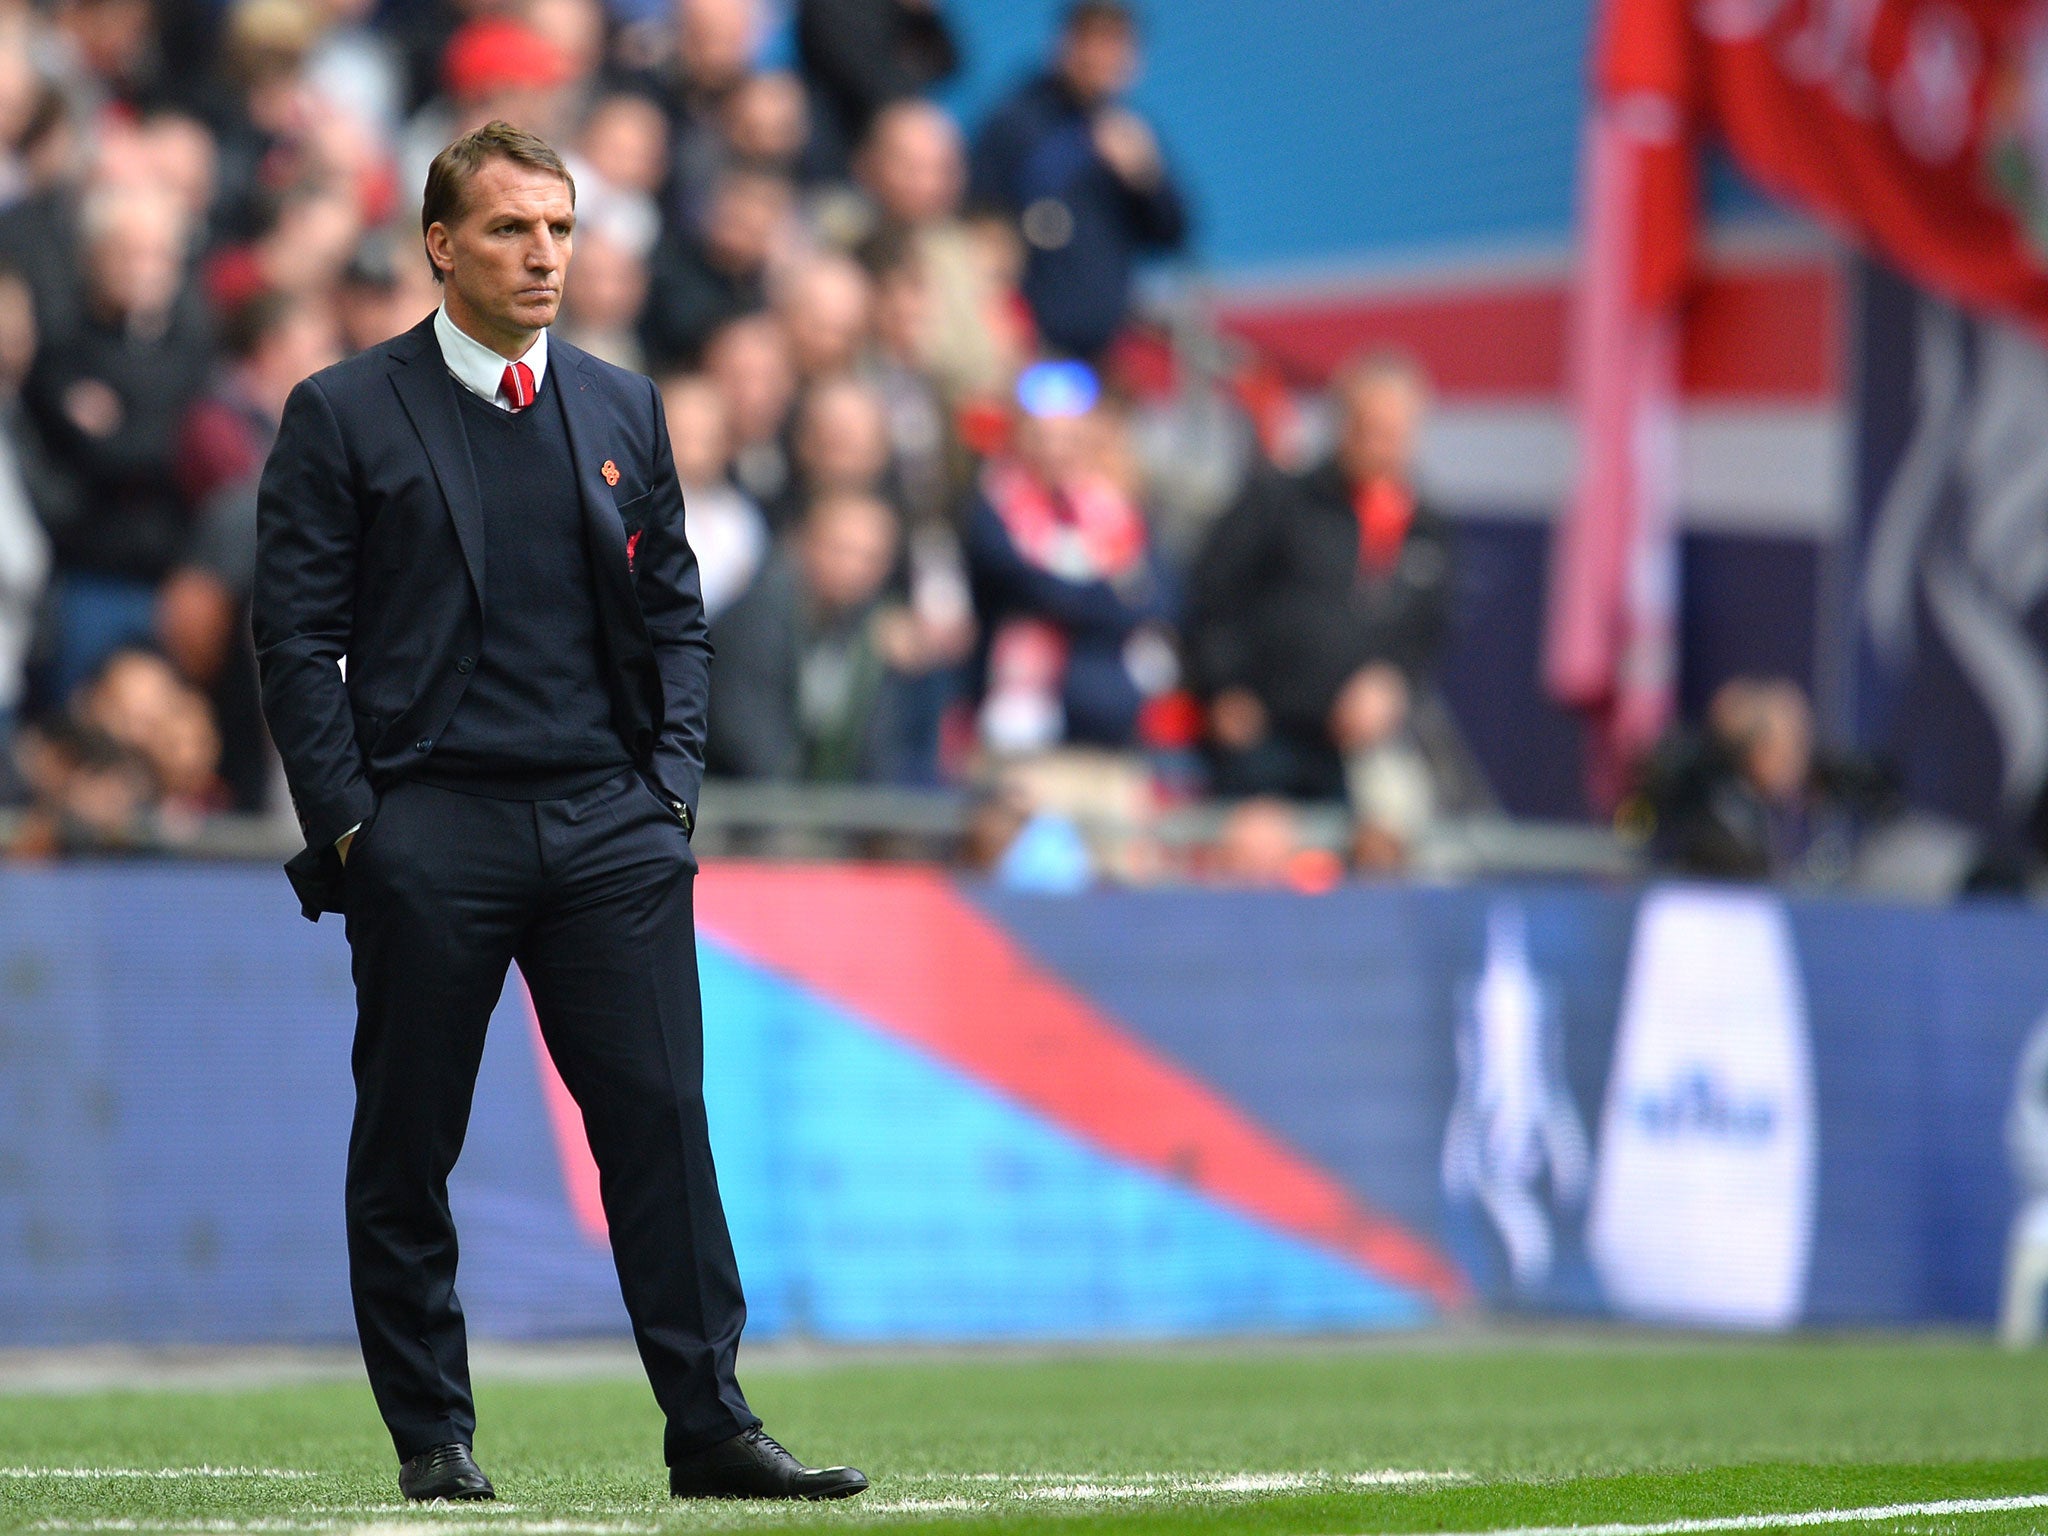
[252,376,376,850]
[637,376,716,821]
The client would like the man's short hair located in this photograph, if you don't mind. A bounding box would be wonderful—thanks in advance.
[419,120,576,283]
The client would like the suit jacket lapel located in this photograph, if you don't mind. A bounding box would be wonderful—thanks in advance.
[553,347,650,648]
[388,318,487,605]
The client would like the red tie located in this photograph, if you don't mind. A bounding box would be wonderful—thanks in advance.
[498,360,535,411]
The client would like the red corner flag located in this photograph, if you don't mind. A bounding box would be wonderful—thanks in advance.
[1544,0,1696,810]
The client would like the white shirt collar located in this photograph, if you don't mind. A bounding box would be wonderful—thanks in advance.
[434,302,549,409]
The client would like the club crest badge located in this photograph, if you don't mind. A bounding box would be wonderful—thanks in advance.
[601,459,620,486]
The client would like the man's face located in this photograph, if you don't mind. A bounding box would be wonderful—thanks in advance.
[429,156,575,346]
[801,498,896,614]
[1016,410,1093,487]
[87,193,185,322]
[678,0,756,93]
[1058,19,1137,104]
[704,175,788,273]
[661,379,730,487]
[863,106,963,226]
[1337,376,1424,487]
[798,381,888,492]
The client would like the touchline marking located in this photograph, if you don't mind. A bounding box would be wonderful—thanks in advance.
[1376,1492,2048,1536]
[1,1467,316,1480]
[28,1523,657,1535]
[923,1468,1468,1490]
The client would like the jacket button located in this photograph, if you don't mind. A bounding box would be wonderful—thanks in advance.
[414,738,432,753]
[456,656,474,673]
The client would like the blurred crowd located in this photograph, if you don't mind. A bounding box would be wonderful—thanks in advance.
[0,0,1485,880]
[0,0,1880,889]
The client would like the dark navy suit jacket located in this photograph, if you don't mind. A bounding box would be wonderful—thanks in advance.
[253,314,712,919]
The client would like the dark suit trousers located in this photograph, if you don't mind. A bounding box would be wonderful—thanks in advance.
[341,769,758,1465]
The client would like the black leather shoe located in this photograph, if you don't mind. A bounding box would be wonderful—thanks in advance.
[669,1427,868,1500]
[398,1443,495,1502]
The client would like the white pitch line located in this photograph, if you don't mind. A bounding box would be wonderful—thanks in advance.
[2,1468,316,1480]
[1379,1492,2048,1536]
[921,1468,1467,1488]
[29,1524,657,1536]
[1016,1483,1156,1501]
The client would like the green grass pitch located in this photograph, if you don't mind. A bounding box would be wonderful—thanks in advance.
[3,1337,2048,1534]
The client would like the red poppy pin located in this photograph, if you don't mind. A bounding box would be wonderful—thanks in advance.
[601,459,620,486]
[625,529,642,573]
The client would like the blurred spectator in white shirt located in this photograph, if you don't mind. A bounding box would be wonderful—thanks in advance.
[659,371,766,621]
[0,266,49,779]
[567,91,668,265]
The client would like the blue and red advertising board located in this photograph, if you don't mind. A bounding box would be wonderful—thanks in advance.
[0,862,2040,1346]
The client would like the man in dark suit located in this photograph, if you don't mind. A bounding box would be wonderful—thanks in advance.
[253,121,867,1506]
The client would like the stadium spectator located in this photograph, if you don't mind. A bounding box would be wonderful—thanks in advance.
[74,644,229,835]
[1202,796,1341,891]
[334,229,439,353]
[706,488,911,781]
[526,0,609,98]
[212,181,364,311]
[639,164,790,369]
[775,249,873,381]
[721,69,811,179]
[175,289,336,514]
[960,769,1096,892]
[0,268,49,779]
[7,713,158,854]
[967,0,1187,362]
[772,370,894,530]
[794,0,957,176]
[855,98,1022,404]
[658,370,767,621]
[0,89,95,343]
[866,235,955,525]
[1187,351,1453,808]
[966,359,1174,755]
[164,288,338,809]
[1635,677,1823,881]
[0,9,44,206]
[203,0,330,245]
[655,0,765,230]
[135,109,218,248]
[398,14,576,203]
[46,0,163,116]
[703,310,796,504]
[567,90,668,264]
[24,182,213,700]
[303,0,408,152]
[554,222,650,372]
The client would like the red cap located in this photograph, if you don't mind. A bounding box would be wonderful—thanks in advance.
[443,17,570,102]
